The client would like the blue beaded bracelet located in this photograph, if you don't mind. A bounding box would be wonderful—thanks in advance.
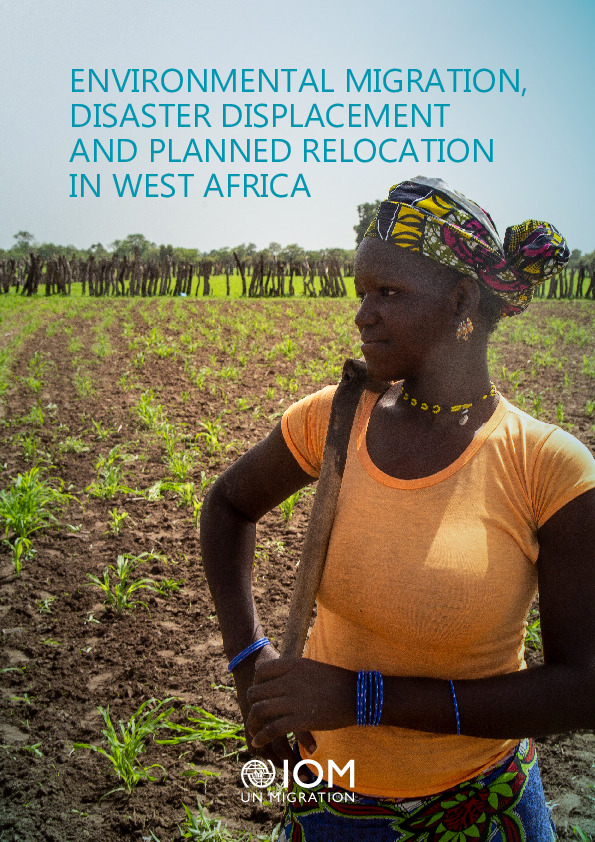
[449,679,461,735]
[357,670,383,726]
[227,637,270,672]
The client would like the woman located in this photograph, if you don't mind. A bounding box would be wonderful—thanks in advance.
[200,177,595,840]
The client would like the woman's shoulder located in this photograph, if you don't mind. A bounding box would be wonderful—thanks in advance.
[495,394,595,526]
[280,384,339,478]
[498,394,594,460]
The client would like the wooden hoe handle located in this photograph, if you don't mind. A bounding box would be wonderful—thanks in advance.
[280,359,388,659]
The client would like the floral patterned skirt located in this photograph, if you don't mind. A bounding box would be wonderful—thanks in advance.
[281,739,556,841]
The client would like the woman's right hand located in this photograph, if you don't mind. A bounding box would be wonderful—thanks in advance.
[233,645,297,768]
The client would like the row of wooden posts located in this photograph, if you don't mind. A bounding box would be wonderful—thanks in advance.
[0,252,350,298]
[1,253,593,300]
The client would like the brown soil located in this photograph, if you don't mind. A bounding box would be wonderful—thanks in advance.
[0,299,594,841]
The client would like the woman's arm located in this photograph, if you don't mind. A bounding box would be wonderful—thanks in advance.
[199,421,313,761]
[247,487,595,747]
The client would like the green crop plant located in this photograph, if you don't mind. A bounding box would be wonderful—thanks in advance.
[278,490,301,523]
[22,400,45,426]
[276,374,299,395]
[106,507,129,535]
[219,364,240,381]
[584,400,595,418]
[74,698,175,795]
[160,421,180,455]
[198,420,224,457]
[91,333,112,360]
[187,365,210,390]
[555,401,565,425]
[582,354,595,378]
[136,389,166,430]
[58,436,90,455]
[68,336,83,355]
[86,445,137,499]
[151,578,184,596]
[86,553,158,612]
[180,798,281,841]
[91,419,112,440]
[531,394,544,419]
[18,433,43,463]
[0,467,75,574]
[36,596,57,614]
[198,470,217,498]
[572,827,591,842]
[525,610,542,651]
[156,706,246,757]
[74,368,95,397]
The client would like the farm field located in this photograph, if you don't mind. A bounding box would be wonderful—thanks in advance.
[0,292,594,841]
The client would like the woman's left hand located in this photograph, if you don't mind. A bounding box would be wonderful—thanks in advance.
[246,657,356,749]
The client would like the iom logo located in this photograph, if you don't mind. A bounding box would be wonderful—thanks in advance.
[241,758,276,788]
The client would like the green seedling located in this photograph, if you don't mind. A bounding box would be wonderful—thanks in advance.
[0,466,75,574]
[180,798,281,841]
[179,798,243,841]
[18,433,42,463]
[572,827,591,842]
[106,507,129,535]
[525,616,542,651]
[156,706,246,757]
[36,596,57,614]
[165,449,195,481]
[86,553,157,613]
[181,767,221,791]
[22,351,49,394]
[584,399,595,418]
[74,698,175,795]
[91,419,112,440]
[555,401,565,425]
[136,389,166,430]
[58,436,90,454]
[22,400,45,426]
[0,742,44,759]
[278,490,301,523]
[86,445,137,499]
[198,420,224,458]
[532,394,543,419]
[152,578,184,596]
[74,368,95,397]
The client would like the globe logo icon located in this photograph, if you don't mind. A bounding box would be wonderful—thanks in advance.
[241,758,276,788]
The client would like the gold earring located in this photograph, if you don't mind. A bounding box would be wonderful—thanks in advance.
[456,317,473,341]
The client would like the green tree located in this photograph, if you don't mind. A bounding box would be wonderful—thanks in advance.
[354,201,381,247]
[13,231,37,254]
[110,234,155,260]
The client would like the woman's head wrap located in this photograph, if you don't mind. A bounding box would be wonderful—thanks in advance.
[364,176,569,316]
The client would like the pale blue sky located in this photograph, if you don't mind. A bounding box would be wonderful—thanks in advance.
[1,0,594,253]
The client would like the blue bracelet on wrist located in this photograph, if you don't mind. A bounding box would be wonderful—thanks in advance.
[357,670,383,726]
[227,637,270,672]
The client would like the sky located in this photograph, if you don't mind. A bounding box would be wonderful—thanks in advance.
[1,0,594,254]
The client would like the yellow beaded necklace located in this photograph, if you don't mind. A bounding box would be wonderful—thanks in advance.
[400,382,497,426]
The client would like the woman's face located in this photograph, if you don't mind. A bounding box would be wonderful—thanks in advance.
[354,238,460,383]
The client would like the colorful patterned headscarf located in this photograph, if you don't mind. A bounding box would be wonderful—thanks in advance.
[364,176,569,315]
